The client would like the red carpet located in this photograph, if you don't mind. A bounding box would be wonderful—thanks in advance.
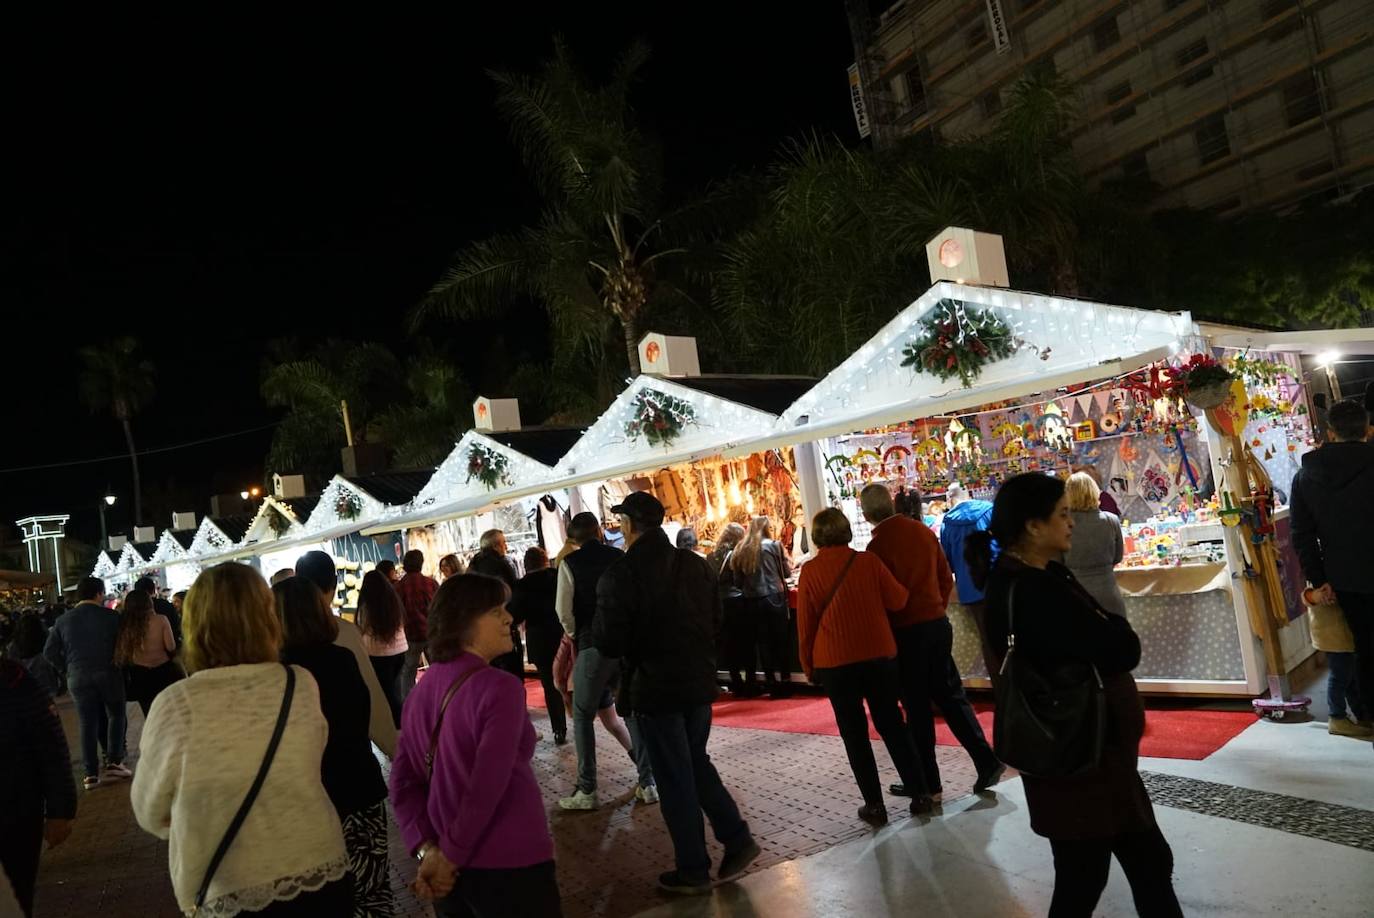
[525,683,1255,761]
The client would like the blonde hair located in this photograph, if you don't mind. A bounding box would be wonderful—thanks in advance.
[183,564,282,673]
[728,516,772,576]
[1066,472,1102,512]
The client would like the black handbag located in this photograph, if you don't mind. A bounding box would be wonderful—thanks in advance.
[992,578,1106,779]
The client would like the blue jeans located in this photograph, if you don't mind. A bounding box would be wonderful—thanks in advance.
[637,703,752,883]
[1327,651,1366,721]
[70,669,127,777]
[571,647,653,793]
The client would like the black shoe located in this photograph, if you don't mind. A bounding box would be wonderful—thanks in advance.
[658,870,712,895]
[718,838,761,881]
[910,795,935,816]
[857,804,888,827]
[889,783,942,800]
[974,763,1006,793]
[553,731,568,746]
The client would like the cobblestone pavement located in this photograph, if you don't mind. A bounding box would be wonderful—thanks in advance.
[35,692,981,918]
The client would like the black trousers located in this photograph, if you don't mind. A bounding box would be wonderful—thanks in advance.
[433,860,563,918]
[815,657,930,804]
[125,661,182,718]
[369,652,406,728]
[527,630,567,737]
[722,597,756,691]
[893,617,998,791]
[1336,591,1374,718]
[1048,825,1183,918]
[753,594,792,686]
[0,809,42,916]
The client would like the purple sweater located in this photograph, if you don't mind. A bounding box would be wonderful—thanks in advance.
[390,653,553,870]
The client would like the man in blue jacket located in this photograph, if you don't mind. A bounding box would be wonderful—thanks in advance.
[939,483,997,667]
[44,577,128,789]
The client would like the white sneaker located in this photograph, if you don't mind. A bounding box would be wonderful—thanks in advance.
[558,789,598,811]
[635,784,660,805]
[103,762,133,780]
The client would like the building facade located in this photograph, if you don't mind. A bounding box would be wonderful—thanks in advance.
[861,0,1373,214]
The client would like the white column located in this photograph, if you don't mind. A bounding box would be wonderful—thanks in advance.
[794,440,828,526]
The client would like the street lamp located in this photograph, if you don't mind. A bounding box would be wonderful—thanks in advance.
[100,494,117,550]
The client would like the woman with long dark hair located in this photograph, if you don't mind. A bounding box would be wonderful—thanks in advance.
[357,570,408,727]
[967,473,1182,918]
[724,516,793,697]
[113,590,180,717]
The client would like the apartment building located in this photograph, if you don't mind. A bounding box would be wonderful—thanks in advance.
[857,0,1374,214]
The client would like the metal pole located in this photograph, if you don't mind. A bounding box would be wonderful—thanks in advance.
[99,502,109,551]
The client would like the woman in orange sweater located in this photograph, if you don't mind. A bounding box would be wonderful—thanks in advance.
[797,508,935,825]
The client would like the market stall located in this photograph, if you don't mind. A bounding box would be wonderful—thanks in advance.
[145,528,200,592]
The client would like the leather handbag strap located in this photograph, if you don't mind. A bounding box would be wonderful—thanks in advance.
[425,664,483,782]
[194,664,295,913]
[816,551,858,627]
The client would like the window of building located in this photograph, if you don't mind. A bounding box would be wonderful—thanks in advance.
[1263,0,1303,42]
[1195,114,1230,165]
[980,90,1002,118]
[1106,81,1136,124]
[904,66,929,118]
[1294,159,1334,183]
[967,19,988,49]
[1122,152,1151,182]
[1093,16,1121,54]
[1177,38,1213,87]
[1283,72,1322,126]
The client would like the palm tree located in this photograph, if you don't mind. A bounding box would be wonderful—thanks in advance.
[412,38,727,385]
[374,353,475,468]
[79,337,156,525]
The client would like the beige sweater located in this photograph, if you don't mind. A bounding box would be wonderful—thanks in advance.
[131,663,348,916]
[334,618,397,757]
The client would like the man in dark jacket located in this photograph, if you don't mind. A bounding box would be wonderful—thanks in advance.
[556,513,656,810]
[1291,397,1374,717]
[468,530,525,678]
[595,492,759,895]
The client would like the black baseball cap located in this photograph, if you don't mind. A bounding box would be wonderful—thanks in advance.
[610,491,665,528]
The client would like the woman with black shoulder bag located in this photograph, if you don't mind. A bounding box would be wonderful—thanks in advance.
[969,473,1182,918]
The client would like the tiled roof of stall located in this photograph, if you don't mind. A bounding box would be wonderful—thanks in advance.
[343,470,436,506]
[208,516,253,545]
[483,427,585,467]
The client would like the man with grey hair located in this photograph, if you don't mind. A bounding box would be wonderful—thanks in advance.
[861,483,1003,800]
[468,528,524,677]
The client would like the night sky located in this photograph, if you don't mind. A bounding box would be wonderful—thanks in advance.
[5,3,856,543]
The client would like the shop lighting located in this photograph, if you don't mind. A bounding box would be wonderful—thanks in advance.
[1315,350,1340,367]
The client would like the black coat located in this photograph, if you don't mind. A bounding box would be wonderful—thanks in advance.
[508,568,563,665]
[1291,440,1374,593]
[0,659,77,825]
[594,527,721,715]
[984,557,1155,840]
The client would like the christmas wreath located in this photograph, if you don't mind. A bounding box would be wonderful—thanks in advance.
[625,388,696,447]
[335,488,363,521]
[901,300,1021,388]
[466,443,513,490]
[268,508,292,537]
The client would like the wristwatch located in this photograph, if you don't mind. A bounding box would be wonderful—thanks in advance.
[415,842,436,863]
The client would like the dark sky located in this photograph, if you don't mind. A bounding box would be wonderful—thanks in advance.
[5,3,856,543]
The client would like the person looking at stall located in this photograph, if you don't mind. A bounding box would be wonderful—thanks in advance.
[939,483,998,664]
[396,549,438,702]
[1063,472,1128,619]
[969,473,1182,917]
[438,553,464,581]
[860,484,1003,803]
[508,546,567,745]
[722,516,794,698]
[710,523,750,695]
[357,569,409,728]
[797,508,934,825]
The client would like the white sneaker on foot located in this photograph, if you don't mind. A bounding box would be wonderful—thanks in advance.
[558,789,598,810]
[103,762,133,780]
[635,784,660,805]
[83,776,101,791]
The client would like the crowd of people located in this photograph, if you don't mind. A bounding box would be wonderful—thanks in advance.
[3,396,1371,917]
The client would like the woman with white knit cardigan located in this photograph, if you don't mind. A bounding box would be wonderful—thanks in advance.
[132,564,353,916]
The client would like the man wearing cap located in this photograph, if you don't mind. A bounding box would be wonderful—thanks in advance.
[595,491,759,895]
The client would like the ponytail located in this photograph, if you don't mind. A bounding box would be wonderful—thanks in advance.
[964,530,997,592]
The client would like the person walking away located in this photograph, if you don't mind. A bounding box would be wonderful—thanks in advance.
[939,483,998,667]
[114,590,181,717]
[556,512,657,810]
[131,563,353,915]
[395,550,439,703]
[357,570,409,728]
[971,473,1183,917]
[1291,398,1374,727]
[0,657,76,917]
[1306,589,1371,736]
[508,546,567,744]
[273,577,394,916]
[5,615,60,699]
[43,576,129,790]
[390,575,562,917]
[595,492,759,895]
[469,531,525,679]
[296,553,397,759]
[724,516,794,699]
[1063,473,1128,619]
[860,484,1003,803]
[438,554,464,581]
[797,508,934,825]
[709,524,751,695]
[135,576,183,650]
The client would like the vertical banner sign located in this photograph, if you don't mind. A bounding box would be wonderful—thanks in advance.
[847,63,871,139]
[985,0,1011,55]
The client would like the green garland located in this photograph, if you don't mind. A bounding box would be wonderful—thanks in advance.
[901,300,1020,389]
[466,443,512,490]
[625,389,696,447]
[335,488,362,521]
[268,508,292,537]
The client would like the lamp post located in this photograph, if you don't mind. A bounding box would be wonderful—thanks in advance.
[99,494,117,551]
